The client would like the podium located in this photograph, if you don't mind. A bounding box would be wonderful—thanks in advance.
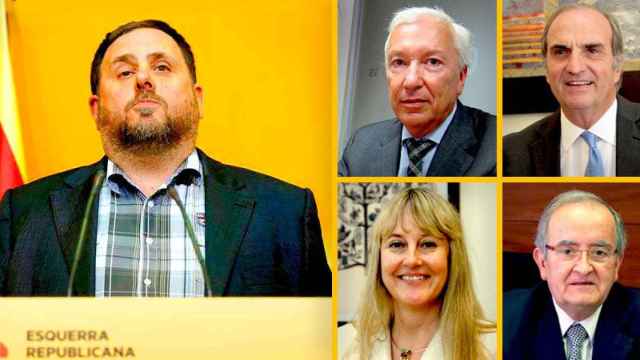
[0,298,331,359]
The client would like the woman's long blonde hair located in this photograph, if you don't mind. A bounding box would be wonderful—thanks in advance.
[351,187,495,359]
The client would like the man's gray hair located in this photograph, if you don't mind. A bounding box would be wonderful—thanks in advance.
[534,190,627,256]
[541,4,625,69]
[384,7,473,71]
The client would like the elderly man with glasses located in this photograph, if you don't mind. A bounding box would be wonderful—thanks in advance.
[504,190,640,360]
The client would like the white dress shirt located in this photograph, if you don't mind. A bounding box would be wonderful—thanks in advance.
[560,99,616,176]
[553,300,603,360]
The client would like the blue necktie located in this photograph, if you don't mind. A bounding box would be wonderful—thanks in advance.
[580,131,604,176]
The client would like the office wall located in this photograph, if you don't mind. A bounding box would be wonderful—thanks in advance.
[503,113,551,136]
[460,183,497,321]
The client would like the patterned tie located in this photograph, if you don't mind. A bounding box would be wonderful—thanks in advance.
[580,131,604,176]
[403,138,436,177]
[566,323,588,360]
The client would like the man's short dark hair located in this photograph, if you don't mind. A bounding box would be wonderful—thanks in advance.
[90,19,197,95]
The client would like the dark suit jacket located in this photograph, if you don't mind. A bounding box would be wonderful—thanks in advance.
[503,96,640,176]
[504,282,640,360]
[338,102,496,176]
[0,150,331,296]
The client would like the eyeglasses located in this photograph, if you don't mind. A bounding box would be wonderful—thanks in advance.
[545,244,617,263]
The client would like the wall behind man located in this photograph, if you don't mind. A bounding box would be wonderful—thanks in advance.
[339,0,496,152]
[6,0,333,259]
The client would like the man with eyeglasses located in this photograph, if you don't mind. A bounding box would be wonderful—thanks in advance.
[504,190,640,360]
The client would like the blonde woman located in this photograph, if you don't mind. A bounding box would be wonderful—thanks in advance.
[340,187,495,359]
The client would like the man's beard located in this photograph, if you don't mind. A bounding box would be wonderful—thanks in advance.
[97,91,200,156]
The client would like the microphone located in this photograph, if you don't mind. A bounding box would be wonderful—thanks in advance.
[167,187,213,297]
[67,169,106,297]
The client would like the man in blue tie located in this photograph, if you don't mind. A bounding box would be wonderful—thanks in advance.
[504,191,640,359]
[504,4,640,176]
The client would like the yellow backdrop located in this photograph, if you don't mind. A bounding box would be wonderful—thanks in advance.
[6,0,334,261]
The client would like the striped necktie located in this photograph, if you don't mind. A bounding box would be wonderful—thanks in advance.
[403,138,436,177]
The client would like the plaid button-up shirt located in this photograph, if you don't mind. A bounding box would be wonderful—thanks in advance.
[95,151,206,297]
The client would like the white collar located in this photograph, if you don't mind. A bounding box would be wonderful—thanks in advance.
[400,103,457,144]
[561,99,617,152]
[552,299,602,342]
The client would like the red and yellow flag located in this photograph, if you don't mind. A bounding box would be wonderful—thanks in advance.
[1,0,26,199]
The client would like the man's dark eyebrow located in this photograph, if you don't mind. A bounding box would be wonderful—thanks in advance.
[148,52,176,63]
[592,240,613,248]
[110,52,177,66]
[110,53,137,65]
[556,239,577,246]
[584,43,604,50]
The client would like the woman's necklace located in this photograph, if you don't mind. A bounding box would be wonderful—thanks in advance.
[391,336,430,360]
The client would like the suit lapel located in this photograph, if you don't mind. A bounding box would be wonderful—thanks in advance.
[615,96,640,176]
[593,284,637,359]
[428,104,475,176]
[529,111,561,176]
[378,121,402,176]
[50,160,105,296]
[200,152,256,295]
[533,288,565,359]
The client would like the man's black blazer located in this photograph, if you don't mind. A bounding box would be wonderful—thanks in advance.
[504,282,640,360]
[503,96,640,176]
[0,150,331,296]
